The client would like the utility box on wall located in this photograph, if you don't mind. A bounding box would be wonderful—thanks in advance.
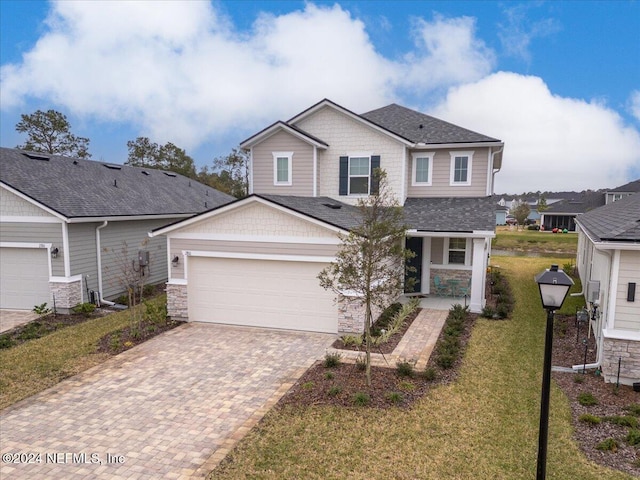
[587,280,600,303]
[138,250,150,267]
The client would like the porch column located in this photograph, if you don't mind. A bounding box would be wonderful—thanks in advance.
[470,237,487,313]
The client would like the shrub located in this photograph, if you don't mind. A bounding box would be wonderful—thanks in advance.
[481,306,496,318]
[72,302,96,317]
[627,429,640,446]
[323,352,342,368]
[355,355,366,371]
[436,353,456,369]
[595,438,618,452]
[341,335,363,347]
[0,335,15,349]
[577,392,598,406]
[18,322,43,340]
[32,302,51,315]
[144,300,167,325]
[353,392,370,406]
[386,391,403,404]
[604,415,638,428]
[398,381,416,392]
[373,303,403,334]
[423,367,437,381]
[396,360,415,378]
[302,381,314,390]
[324,372,334,380]
[578,414,601,425]
[328,385,342,397]
[624,403,640,416]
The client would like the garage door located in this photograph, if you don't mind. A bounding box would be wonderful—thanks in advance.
[188,257,338,333]
[0,247,50,310]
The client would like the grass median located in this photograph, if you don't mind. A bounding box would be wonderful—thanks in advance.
[493,227,578,255]
[0,295,166,410]
[212,258,632,480]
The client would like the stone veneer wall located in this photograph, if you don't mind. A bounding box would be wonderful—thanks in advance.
[166,283,188,319]
[429,268,471,293]
[602,338,640,386]
[49,279,82,313]
[337,295,384,334]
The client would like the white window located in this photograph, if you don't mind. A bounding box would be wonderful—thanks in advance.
[349,156,370,195]
[412,152,434,186]
[447,238,468,265]
[272,152,293,186]
[449,151,473,186]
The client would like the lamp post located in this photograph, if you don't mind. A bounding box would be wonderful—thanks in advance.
[534,264,574,480]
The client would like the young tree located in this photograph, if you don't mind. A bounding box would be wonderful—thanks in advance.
[317,170,414,386]
[511,201,531,229]
[537,195,549,213]
[15,109,91,158]
[202,148,250,198]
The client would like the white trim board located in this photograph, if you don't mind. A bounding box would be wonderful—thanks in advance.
[184,250,336,263]
[167,232,340,244]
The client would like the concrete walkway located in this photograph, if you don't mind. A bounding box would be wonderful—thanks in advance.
[0,310,39,333]
[0,323,334,479]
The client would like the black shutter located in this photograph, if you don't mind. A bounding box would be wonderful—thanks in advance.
[339,156,348,195]
[370,155,381,194]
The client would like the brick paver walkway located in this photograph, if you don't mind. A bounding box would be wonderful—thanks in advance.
[0,323,333,479]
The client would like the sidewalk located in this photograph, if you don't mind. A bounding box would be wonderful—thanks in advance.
[325,308,449,369]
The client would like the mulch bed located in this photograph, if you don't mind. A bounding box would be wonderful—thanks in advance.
[97,317,183,355]
[330,307,421,354]
[552,313,639,476]
[278,310,477,410]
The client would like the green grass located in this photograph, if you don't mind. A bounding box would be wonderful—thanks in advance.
[0,296,166,410]
[212,258,629,480]
[493,228,578,254]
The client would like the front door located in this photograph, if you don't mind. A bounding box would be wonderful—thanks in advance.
[405,237,423,294]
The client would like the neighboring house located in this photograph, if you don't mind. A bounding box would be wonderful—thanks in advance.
[496,205,508,225]
[151,99,504,334]
[574,194,640,386]
[0,148,232,312]
[540,191,605,231]
[605,179,640,204]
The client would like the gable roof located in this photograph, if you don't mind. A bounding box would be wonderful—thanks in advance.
[404,197,497,232]
[576,194,640,242]
[608,179,640,193]
[361,104,501,145]
[0,148,233,220]
[543,191,606,215]
[239,120,329,149]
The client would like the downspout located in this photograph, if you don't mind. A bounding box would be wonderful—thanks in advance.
[95,221,115,306]
[490,146,503,195]
[313,146,317,197]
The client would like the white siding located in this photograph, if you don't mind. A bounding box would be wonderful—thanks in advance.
[0,187,55,217]
[0,222,65,276]
[615,250,640,331]
[294,106,406,204]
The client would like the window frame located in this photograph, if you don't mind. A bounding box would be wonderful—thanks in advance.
[449,151,474,186]
[411,152,434,186]
[348,155,371,196]
[446,237,470,265]
[272,151,293,186]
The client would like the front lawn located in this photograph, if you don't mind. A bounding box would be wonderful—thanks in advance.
[494,227,578,255]
[0,295,171,410]
[212,257,632,480]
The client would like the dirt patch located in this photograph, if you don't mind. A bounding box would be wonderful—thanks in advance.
[552,313,639,476]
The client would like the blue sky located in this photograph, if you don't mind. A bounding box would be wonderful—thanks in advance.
[1,0,639,194]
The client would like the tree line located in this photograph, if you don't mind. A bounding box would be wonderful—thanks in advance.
[14,109,248,198]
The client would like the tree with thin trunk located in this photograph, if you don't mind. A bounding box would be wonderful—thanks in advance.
[318,170,414,386]
[15,109,91,158]
[511,201,531,229]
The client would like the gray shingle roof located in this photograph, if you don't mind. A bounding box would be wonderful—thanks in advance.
[544,192,605,214]
[609,179,640,193]
[361,104,500,144]
[403,197,497,232]
[575,194,640,242]
[1,148,234,218]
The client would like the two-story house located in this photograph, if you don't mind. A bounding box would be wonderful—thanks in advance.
[151,99,504,334]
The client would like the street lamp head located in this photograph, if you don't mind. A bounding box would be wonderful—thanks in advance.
[535,264,575,311]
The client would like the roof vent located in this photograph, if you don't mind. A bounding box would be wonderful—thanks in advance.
[163,171,177,177]
[23,152,50,161]
[419,124,424,129]
[104,164,122,170]
[141,171,150,176]
[323,203,342,210]
[73,160,78,165]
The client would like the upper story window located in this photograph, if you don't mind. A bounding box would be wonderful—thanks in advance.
[412,152,434,186]
[272,151,293,186]
[339,155,380,196]
[449,151,474,186]
[447,238,468,265]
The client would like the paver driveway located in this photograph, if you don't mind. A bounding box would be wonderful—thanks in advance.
[0,322,334,479]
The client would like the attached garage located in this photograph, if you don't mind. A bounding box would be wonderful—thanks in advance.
[0,247,50,310]
[187,256,337,333]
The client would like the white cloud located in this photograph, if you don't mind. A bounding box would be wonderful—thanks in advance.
[630,90,640,122]
[1,2,494,148]
[432,72,640,193]
[498,4,560,63]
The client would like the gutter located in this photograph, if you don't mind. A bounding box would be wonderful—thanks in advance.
[95,221,115,306]
[490,146,503,195]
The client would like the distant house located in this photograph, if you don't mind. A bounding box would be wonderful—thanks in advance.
[575,194,640,385]
[540,192,605,231]
[152,99,504,334]
[605,179,640,204]
[0,148,233,312]
[496,205,508,225]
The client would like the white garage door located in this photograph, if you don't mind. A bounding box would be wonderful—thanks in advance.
[0,247,50,310]
[188,257,338,333]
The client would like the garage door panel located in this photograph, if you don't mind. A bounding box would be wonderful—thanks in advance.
[0,248,50,310]
[187,257,337,333]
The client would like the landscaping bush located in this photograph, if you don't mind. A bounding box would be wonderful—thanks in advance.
[396,360,415,378]
[481,306,496,318]
[596,438,618,452]
[627,429,640,446]
[72,302,96,317]
[327,385,342,397]
[323,352,342,368]
[355,356,366,371]
[341,335,363,347]
[386,391,403,404]
[604,415,638,428]
[577,392,598,406]
[578,414,601,425]
[423,367,437,381]
[353,392,370,406]
[372,303,403,335]
[624,403,640,416]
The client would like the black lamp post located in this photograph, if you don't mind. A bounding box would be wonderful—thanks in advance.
[534,264,574,480]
